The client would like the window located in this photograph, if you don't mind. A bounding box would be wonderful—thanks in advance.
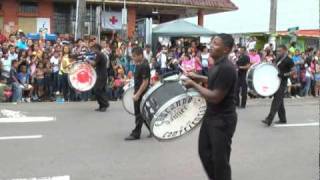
[19,1,38,14]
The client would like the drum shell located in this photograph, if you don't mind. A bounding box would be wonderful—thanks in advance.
[140,81,186,124]
[140,78,207,141]
[246,63,280,97]
[122,81,135,115]
[68,62,97,92]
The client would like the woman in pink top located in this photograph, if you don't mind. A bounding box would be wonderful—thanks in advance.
[181,53,195,73]
[192,52,202,74]
[249,49,261,65]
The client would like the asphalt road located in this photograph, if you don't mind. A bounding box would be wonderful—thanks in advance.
[0,97,318,180]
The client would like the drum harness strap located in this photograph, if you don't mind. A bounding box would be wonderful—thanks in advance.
[276,54,291,77]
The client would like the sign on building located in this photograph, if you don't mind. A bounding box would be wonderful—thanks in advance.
[101,11,122,30]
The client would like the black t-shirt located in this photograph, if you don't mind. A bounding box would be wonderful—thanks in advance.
[236,54,250,76]
[205,56,237,118]
[95,52,108,79]
[134,60,150,94]
[276,55,294,81]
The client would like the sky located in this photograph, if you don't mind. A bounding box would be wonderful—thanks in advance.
[186,0,319,34]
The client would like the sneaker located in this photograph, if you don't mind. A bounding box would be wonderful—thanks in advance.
[21,98,25,102]
[295,95,301,99]
[26,98,31,103]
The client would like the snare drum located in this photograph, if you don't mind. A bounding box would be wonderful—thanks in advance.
[247,63,280,97]
[68,62,97,92]
[140,75,207,141]
[122,80,135,115]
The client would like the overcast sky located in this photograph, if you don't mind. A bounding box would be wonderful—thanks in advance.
[186,0,319,33]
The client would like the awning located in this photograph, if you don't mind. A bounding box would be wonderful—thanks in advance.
[153,20,216,37]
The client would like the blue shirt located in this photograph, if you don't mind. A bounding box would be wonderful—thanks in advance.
[18,72,30,84]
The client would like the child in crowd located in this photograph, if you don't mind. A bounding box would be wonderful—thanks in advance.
[17,64,33,102]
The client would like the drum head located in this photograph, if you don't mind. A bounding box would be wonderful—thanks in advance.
[68,62,97,92]
[253,64,280,96]
[122,86,135,115]
[150,91,207,141]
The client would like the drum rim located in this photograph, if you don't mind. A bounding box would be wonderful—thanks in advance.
[150,91,206,141]
[122,86,135,115]
[140,82,164,113]
[246,63,281,97]
[68,62,97,92]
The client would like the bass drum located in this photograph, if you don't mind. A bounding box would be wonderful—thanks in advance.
[247,63,280,97]
[122,80,135,115]
[140,75,207,141]
[68,61,97,92]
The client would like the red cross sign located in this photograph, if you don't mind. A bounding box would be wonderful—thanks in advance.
[109,16,118,25]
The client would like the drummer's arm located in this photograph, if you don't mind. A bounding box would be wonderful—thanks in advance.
[187,72,208,84]
[239,63,251,70]
[184,65,235,104]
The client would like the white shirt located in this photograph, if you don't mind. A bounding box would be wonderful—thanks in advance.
[1,57,12,72]
[159,53,167,69]
[8,52,18,62]
[201,53,209,68]
[50,56,60,73]
[143,50,153,63]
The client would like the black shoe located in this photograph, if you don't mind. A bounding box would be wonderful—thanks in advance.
[262,119,272,126]
[147,133,153,138]
[274,121,287,124]
[124,135,140,141]
[95,108,101,111]
[98,107,107,112]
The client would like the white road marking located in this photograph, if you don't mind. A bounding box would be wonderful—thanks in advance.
[11,175,70,180]
[0,117,56,123]
[0,135,43,140]
[0,109,55,123]
[274,122,319,127]
[1,109,26,118]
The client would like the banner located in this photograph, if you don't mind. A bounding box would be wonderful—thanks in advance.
[37,18,50,34]
[101,11,122,30]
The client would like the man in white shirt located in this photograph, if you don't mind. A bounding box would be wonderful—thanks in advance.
[7,45,18,63]
[50,52,60,93]
[143,45,153,63]
[156,46,168,75]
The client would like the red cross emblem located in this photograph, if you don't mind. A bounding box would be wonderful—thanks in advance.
[109,16,118,25]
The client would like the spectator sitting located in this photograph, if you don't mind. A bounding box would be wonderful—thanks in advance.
[287,72,301,98]
[17,64,33,102]
[181,53,195,73]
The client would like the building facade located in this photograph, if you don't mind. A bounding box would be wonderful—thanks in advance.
[0,0,237,38]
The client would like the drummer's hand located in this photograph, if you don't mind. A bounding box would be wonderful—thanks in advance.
[182,78,196,89]
[186,72,197,80]
[133,94,140,102]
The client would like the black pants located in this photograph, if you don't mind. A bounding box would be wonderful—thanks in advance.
[94,78,109,108]
[199,115,237,180]
[236,75,247,107]
[266,80,287,122]
[131,98,150,137]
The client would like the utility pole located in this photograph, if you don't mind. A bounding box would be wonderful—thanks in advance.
[75,0,86,40]
[269,0,277,49]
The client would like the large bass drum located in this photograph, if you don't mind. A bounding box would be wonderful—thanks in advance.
[68,61,97,92]
[247,63,280,97]
[122,80,135,115]
[140,75,207,141]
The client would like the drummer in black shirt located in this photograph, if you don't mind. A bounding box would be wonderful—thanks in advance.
[125,47,151,141]
[262,45,294,126]
[92,44,109,112]
[236,46,251,108]
[183,34,237,180]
